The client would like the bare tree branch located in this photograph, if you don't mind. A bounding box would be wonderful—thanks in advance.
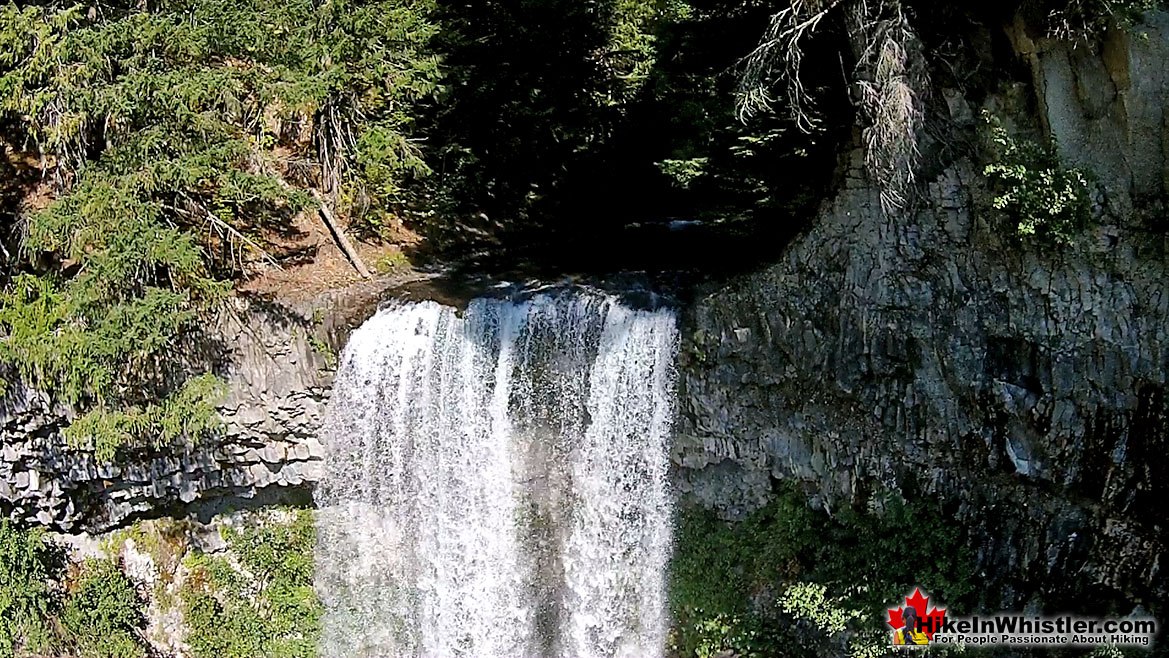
[165,200,282,269]
[736,0,848,130]
[738,0,928,214]
[848,0,928,213]
[312,191,372,279]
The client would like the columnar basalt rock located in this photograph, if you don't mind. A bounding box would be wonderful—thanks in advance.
[673,14,1169,614]
[0,298,333,532]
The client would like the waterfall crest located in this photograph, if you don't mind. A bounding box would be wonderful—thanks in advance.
[314,291,678,658]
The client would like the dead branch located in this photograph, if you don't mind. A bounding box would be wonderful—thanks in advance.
[736,0,849,129]
[312,191,371,279]
[165,200,282,269]
[848,0,928,213]
[738,0,927,214]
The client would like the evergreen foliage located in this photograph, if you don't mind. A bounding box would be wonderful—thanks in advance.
[0,522,148,658]
[63,373,226,463]
[60,559,147,658]
[0,0,441,457]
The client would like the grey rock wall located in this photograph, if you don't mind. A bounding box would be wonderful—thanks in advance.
[0,297,333,532]
[674,15,1169,614]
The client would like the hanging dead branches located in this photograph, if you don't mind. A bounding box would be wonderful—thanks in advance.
[736,0,928,214]
[848,0,928,213]
[736,0,849,131]
[314,96,358,201]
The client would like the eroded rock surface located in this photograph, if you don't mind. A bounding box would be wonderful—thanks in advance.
[675,16,1169,613]
[0,298,338,532]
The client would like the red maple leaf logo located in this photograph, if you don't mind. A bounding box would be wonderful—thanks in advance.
[887,588,947,640]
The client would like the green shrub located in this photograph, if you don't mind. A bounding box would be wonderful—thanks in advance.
[306,335,338,371]
[657,158,710,189]
[688,613,784,658]
[0,520,61,658]
[983,113,1093,245]
[60,559,147,658]
[180,509,321,658]
[0,522,152,658]
[779,583,897,658]
[779,583,859,635]
[669,485,975,658]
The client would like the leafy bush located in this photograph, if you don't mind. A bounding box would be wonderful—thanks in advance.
[780,583,897,658]
[0,520,61,658]
[657,158,710,189]
[688,613,784,658]
[669,485,975,658]
[983,114,1093,245]
[60,559,147,658]
[779,582,858,635]
[180,509,320,658]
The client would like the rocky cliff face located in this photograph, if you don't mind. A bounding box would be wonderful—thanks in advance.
[674,12,1169,615]
[0,296,332,532]
[0,262,428,532]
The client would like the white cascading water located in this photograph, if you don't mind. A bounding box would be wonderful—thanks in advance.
[314,290,678,658]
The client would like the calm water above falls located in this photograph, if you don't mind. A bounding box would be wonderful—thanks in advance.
[315,291,679,658]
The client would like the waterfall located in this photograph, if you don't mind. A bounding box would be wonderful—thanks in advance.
[314,290,678,658]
